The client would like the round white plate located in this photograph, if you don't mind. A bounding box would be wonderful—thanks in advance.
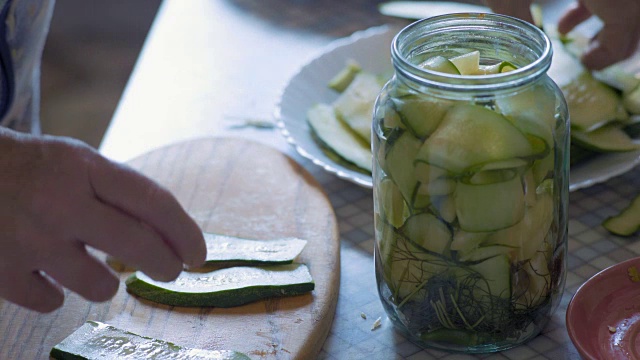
[275,25,640,191]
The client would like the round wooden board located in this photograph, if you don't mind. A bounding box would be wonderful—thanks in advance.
[0,137,340,360]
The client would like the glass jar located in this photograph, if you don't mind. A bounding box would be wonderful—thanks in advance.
[372,13,569,353]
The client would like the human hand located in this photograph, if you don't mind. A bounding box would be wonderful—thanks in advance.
[0,129,206,312]
[557,0,640,70]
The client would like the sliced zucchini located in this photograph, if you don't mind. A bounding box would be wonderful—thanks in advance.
[328,59,362,93]
[571,123,640,152]
[603,195,640,236]
[469,255,511,300]
[50,321,250,360]
[416,104,535,173]
[391,95,452,139]
[562,72,629,132]
[126,264,314,307]
[307,103,372,172]
[333,72,384,143]
[377,177,407,228]
[623,84,640,115]
[419,56,460,75]
[384,130,430,209]
[203,233,306,265]
[454,175,525,232]
[401,212,452,255]
[449,51,480,75]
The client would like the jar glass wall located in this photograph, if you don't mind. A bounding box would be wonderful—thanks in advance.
[372,13,569,353]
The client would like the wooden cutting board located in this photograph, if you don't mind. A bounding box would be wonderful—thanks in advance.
[0,137,340,360]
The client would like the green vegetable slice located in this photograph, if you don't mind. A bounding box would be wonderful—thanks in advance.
[418,56,460,75]
[307,103,372,172]
[126,264,314,307]
[603,195,640,236]
[571,124,640,152]
[50,321,250,360]
[332,71,384,143]
[204,233,307,265]
[328,59,362,92]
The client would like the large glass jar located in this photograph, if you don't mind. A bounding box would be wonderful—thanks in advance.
[372,14,569,353]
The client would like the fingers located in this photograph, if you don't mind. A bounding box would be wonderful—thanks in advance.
[76,200,183,281]
[581,26,639,70]
[557,2,592,34]
[39,240,120,302]
[88,157,206,269]
[0,270,64,313]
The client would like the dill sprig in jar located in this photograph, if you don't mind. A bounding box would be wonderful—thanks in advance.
[372,13,569,353]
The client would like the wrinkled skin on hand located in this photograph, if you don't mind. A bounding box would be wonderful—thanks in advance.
[483,0,640,70]
[0,128,206,312]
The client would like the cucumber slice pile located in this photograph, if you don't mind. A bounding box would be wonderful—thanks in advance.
[373,51,562,347]
[126,233,314,308]
[51,321,250,360]
[603,195,640,237]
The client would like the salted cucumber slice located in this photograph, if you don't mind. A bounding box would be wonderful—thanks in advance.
[449,51,480,75]
[328,59,362,93]
[416,104,534,173]
[307,103,372,172]
[50,321,250,360]
[418,56,460,75]
[603,195,640,236]
[571,124,640,152]
[126,264,314,307]
[391,95,452,139]
[332,72,384,143]
[204,233,307,265]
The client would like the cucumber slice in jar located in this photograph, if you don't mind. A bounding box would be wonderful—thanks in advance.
[391,95,452,139]
[384,130,430,209]
[377,177,408,228]
[417,104,535,174]
[449,51,480,75]
[401,212,452,255]
[454,174,526,232]
[419,56,461,75]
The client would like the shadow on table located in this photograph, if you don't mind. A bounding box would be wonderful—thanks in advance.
[225,0,407,37]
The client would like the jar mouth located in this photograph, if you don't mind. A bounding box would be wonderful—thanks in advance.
[391,13,552,93]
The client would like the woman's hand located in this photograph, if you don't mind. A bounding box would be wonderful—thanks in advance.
[0,129,206,312]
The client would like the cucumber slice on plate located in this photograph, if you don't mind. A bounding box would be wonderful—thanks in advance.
[50,321,250,360]
[126,264,314,307]
[307,103,372,172]
[571,123,640,152]
[328,59,362,93]
[332,71,384,144]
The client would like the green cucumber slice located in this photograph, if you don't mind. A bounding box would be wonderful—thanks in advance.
[328,59,362,93]
[377,177,407,228]
[307,103,372,172]
[416,104,534,173]
[419,56,460,75]
[454,175,525,232]
[623,84,640,114]
[333,72,384,143]
[126,264,314,307]
[204,233,307,265]
[469,255,511,300]
[562,72,629,132]
[384,130,430,209]
[50,321,250,360]
[401,212,452,255]
[391,95,452,139]
[449,51,480,75]
[603,195,640,236]
[571,124,640,152]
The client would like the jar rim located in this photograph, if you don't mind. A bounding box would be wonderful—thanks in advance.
[391,13,552,93]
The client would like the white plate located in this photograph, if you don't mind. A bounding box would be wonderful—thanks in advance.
[275,25,640,191]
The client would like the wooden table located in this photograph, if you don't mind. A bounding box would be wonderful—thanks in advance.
[7,0,640,359]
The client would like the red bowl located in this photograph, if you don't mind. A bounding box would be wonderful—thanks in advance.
[566,257,640,359]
